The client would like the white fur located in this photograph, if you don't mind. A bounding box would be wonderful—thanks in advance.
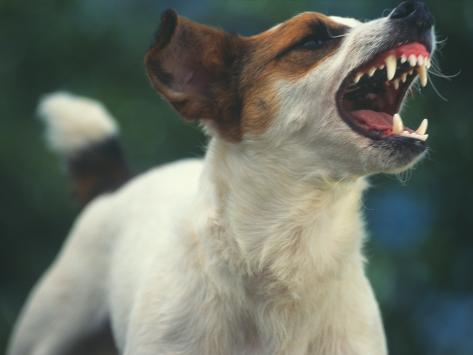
[38,92,118,155]
[8,145,386,355]
[8,10,435,355]
[329,16,362,28]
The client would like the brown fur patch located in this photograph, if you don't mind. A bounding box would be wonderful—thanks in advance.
[145,11,348,140]
[239,13,348,135]
[145,10,247,141]
[68,138,131,205]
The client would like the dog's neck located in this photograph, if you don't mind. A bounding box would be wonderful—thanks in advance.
[193,137,368,293]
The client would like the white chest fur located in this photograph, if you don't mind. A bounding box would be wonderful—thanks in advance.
[115,138,386,354]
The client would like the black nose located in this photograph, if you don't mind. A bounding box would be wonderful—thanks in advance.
[390,0,434,32]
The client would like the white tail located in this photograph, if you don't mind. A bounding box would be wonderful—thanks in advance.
[38,92,119,156]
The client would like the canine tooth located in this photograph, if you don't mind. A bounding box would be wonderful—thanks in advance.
[417,65,428,87]
[408,54,417,67]
[409,69,415,76]
[401,73,408,83]
[354,72,363,84]
[393,79,400,90]
[385,55,397,81]
[416,119,428,135]
[393,114,404,134]
[368,67,377,77]
[418,56,425,66]
[400,55,407,64]
[378,64,385,70]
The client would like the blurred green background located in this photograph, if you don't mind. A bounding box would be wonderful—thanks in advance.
[1,0,472,354]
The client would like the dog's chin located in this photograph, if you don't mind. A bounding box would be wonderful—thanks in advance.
[361,136,427,175]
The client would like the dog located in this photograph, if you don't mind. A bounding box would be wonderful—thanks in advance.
[7,1,435,354]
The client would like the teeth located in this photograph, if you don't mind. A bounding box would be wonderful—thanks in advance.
[400,131,429,141]
[352,52,430,89]
[426,58,431,69]
[393,115,429,141]
[354,72,363,84]
[417,65,428,87]
[418,56,425,66]
[393,114,404,134]
[385,55,397,81]
[350,51,431,143]
[393,79,400,90]
[416,119,428,135]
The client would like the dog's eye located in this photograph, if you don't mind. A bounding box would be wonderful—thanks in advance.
[292,22,338,51]
[299,38,328,50]
[275,23,342,59]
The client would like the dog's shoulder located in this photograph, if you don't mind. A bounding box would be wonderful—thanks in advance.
[85,158,205,228]
[115,158,204,204]
[63,158,204,257]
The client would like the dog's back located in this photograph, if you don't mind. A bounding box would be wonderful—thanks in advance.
[8,93,203,355]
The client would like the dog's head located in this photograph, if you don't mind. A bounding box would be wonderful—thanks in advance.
[145,1,435,178]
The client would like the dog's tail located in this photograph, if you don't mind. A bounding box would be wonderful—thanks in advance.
[38,92,131,205]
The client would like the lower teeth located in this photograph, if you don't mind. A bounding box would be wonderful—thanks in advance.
[392,113,429,141]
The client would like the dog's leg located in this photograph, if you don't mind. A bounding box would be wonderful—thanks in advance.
[7,197,115,355]
[7,264,110,355]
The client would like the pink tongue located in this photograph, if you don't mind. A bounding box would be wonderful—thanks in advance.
[351,110,393,128]
[351,110,393,132]
[350,110,414,135]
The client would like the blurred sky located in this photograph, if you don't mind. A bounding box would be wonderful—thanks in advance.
[1,1,472,354]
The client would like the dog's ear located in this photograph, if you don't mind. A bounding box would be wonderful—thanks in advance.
[145,9,246,140]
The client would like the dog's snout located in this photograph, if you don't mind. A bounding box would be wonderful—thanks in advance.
[390,1,434,32]
[390,1,417,19]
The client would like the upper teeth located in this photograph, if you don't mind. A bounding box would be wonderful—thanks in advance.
[385,55,397,81]
[392,113,429,141]
[417,56,425,66]
[409,54,417,67]
[426,58,432,69]
[352,52,430,88]
[417,65,428,87]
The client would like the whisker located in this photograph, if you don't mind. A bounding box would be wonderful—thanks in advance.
[395,169,412,185]
[428,70,460,80]
[428,74,449,102]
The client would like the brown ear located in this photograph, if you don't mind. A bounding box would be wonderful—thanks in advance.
[145,9,246,140]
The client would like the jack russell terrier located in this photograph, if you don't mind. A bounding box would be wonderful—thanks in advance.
[8,1,435,354]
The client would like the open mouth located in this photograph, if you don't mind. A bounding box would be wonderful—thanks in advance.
[337,43,430,141]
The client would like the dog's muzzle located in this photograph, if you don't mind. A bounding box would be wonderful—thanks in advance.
[390,0,434,40]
